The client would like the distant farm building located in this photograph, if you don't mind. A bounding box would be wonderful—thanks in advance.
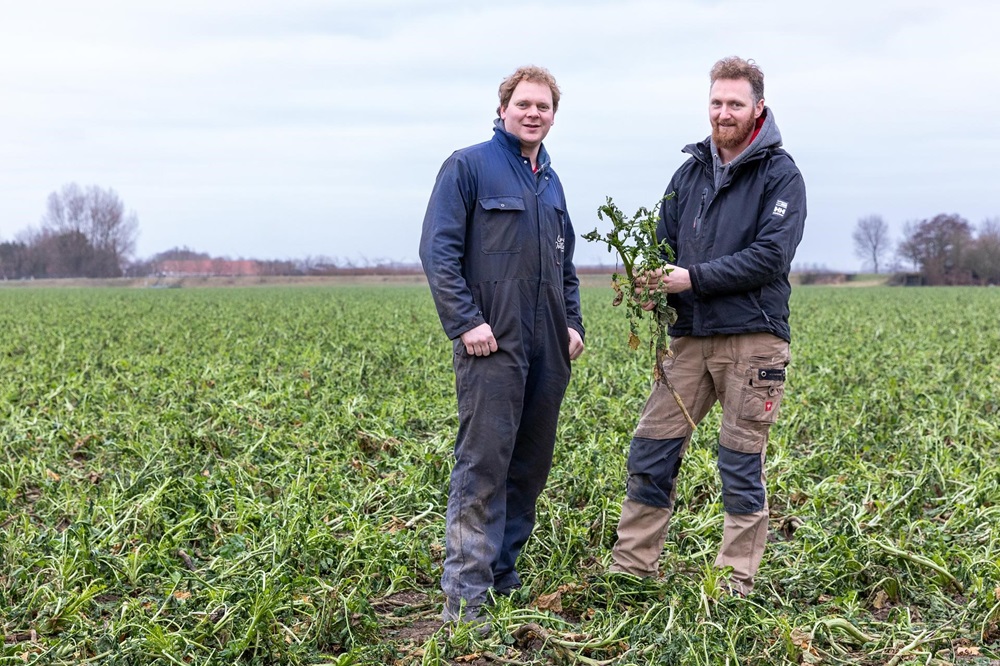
[157,259,262,277]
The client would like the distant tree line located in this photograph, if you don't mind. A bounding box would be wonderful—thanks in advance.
[1,183,138,279]
[0,182,424,280]
[853,213,1000,285]
[129,249,421,279]
[7,184,996,285]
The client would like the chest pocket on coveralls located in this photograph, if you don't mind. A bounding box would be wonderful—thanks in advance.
[479,196,525,254]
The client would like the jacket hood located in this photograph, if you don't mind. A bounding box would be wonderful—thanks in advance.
[684,106,783,169]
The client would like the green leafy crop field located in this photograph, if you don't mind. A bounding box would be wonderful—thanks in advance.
[1,285,999,665]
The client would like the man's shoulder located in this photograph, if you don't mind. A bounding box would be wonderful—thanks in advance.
[448,138,495,159]
[443,137,509,170]
[765,148,801,173]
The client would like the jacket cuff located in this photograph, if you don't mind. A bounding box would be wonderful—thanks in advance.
[688,264,703,296]
[449,314,486,341]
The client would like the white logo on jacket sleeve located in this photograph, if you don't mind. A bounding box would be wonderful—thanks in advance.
[772,200,788,217]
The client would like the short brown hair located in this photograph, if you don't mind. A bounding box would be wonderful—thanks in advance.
[497,65,561,116]
[710,57,764,105]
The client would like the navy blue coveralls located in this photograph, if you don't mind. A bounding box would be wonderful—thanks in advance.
[419,119,584,612]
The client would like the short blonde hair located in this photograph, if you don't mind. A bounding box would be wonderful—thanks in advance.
[497,65,561,116]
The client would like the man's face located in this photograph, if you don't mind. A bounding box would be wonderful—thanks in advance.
[709,78,764,151]
[500,80,555,153]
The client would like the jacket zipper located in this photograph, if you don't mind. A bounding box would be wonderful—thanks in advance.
[692,187,708,233]
[749,291,772,324]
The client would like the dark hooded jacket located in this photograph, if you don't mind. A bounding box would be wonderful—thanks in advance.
[420,119,584,343]
[659,107,806,342]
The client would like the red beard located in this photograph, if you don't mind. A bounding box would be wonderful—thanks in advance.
[712,113,756,150]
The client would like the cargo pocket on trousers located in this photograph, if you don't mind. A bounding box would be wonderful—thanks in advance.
[738,364,786,424]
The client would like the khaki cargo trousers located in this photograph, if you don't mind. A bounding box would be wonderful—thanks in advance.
[611,333,790,595]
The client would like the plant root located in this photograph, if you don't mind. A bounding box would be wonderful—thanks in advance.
[656,347,696,431]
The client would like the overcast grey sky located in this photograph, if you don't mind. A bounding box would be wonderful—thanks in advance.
[1,0,996,271]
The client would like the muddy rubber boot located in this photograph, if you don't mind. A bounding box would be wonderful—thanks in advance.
[714,507,769,595]
[609,498,673,576]
[442,599,491,637]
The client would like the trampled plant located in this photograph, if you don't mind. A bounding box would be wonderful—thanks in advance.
[1,284,999,664]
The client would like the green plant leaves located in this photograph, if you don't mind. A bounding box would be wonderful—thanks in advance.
[1,284,998,664]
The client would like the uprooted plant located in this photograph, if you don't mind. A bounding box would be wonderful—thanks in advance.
[582,195,696,429]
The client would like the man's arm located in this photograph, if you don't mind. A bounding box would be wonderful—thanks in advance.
[418,155,487,340]
[561,208,585,343]
[558,195,585,360]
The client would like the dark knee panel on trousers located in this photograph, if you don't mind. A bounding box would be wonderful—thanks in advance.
[718,444,765,514]
[625,436,686,508]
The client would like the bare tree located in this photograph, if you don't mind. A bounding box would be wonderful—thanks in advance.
[897,220,922,272]
[896,214,974,285]
[35,229,97,278]
[852,215,891,273]
[151,246,210,262]
[0,241,29,279]
[965,218,1000,285]
[86,186,138,264]
[41,183,139,277]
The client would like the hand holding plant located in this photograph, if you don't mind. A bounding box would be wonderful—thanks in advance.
[583,196,696,429]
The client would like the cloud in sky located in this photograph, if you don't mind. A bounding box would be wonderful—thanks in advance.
[1,0,996,270]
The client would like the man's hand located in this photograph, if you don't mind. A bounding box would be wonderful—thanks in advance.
[659,264,691,293]
[568,327,584,361]
[460,322,498,356]
[635,264,691,310]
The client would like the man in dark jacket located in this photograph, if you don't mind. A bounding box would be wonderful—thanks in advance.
[419,65,585,624]
[609,57,805,597]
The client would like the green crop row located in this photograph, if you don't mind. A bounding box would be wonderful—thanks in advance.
[1,285,998,665]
